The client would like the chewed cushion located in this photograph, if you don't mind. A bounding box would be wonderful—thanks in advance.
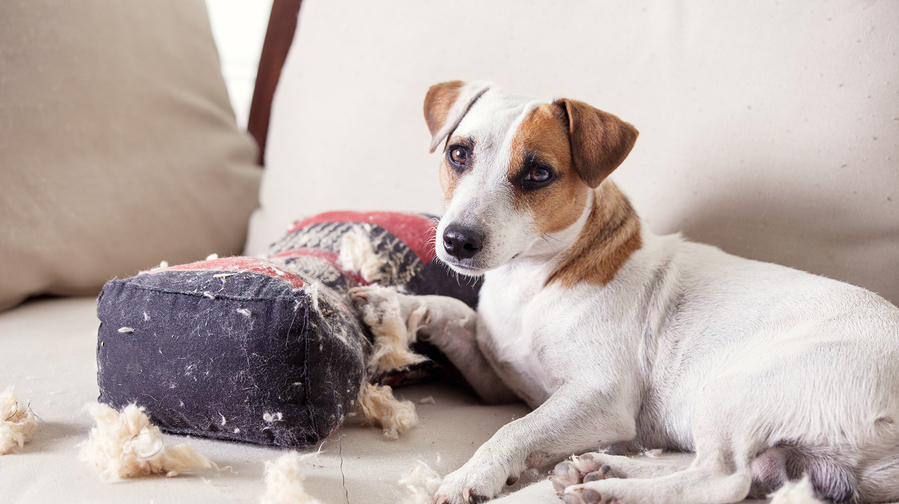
[269,211,480,308]
[95,211,482,446]
[96,257,367,447]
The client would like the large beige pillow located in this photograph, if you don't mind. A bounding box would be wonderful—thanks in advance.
[0,1,262,311]
[250,0,899,306]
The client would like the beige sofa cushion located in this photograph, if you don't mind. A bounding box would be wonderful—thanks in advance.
[0,0,262,311]
[249,0,898,306]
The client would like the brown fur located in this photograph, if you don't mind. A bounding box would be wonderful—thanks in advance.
[553,99,639,188]
[426,83,642,287]
[510,104,592,235]
[424,81,465,141]
[545,181,642,288]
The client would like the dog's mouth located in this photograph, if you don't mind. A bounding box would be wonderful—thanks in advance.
[437,254,489,277]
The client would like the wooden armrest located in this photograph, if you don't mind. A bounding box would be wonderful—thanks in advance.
[247,0,304,167]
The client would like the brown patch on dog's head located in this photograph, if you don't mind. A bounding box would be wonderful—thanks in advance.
[423,81,492,153]
[509,103,591,236]
[508,100,641,287]
[424,81,465,141]
[552,99,639,188]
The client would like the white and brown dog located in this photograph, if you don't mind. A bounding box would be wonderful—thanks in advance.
[351,81,899,504]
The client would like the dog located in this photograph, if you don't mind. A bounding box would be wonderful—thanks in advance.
[350,81,899,504]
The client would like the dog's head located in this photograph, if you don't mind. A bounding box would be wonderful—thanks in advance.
[424,81,639,276]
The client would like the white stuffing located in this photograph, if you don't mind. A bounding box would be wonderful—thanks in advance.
[399,461,443,504]
[360,294,428,376]
[339,227,388,283]
[263,412,284,423]
[0,387,36,454]
[117,327,134,334]
[307,281,321,312]
[769,475,826,504]
[205,253,219,261]
[358,384,419,439]
[260,451,324,504]
[80,403,213,481]
[341,229,432,436]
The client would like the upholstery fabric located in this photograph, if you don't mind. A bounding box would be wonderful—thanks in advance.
[0,0,262,311]
[250,0,899,306]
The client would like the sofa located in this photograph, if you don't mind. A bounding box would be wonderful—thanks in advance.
[1,1,896,503]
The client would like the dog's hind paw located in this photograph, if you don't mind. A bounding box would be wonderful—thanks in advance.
[551,454,616,493]
[561,487,618,504]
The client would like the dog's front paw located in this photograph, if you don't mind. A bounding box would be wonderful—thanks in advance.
[550,453,616,492]
[433,465,506,504]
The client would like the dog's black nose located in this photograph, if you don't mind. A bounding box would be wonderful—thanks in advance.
[442,224,484,260]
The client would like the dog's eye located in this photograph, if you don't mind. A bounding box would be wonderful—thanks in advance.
[447,145,470,172]
[449,147,468,165]
[520,164,556,190]
[526,167,552,183]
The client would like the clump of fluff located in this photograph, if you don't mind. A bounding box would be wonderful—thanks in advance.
[0,387,36,454]
[359,291,429,377]
[80,403,212,481]
[358,384,419,439]
[260,451,324,504]
[399,461,443,504]
[770,475,826,504]
[339,227,389,284]
[342,231,428,437]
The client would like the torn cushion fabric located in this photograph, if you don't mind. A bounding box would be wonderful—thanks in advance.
[268,211,482,386]
[96,257,367,447]
[268,211,480,308]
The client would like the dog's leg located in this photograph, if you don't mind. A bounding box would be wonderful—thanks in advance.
[561,447,752,504]
[434,386,639,504]
[349,285,517,404]
[562,391,756,504]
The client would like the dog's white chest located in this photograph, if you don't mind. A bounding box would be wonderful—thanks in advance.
[477,261,570,406]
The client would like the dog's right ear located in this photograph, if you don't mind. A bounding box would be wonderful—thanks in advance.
[424,80,493,153]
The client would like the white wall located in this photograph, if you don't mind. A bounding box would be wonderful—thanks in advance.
[204,0,274,129]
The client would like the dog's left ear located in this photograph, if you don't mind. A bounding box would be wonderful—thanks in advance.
[553,99,639,188]
[424,80,493,153]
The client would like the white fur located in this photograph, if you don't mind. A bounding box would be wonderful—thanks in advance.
[435,87,547,276]
[353,84,899,504]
